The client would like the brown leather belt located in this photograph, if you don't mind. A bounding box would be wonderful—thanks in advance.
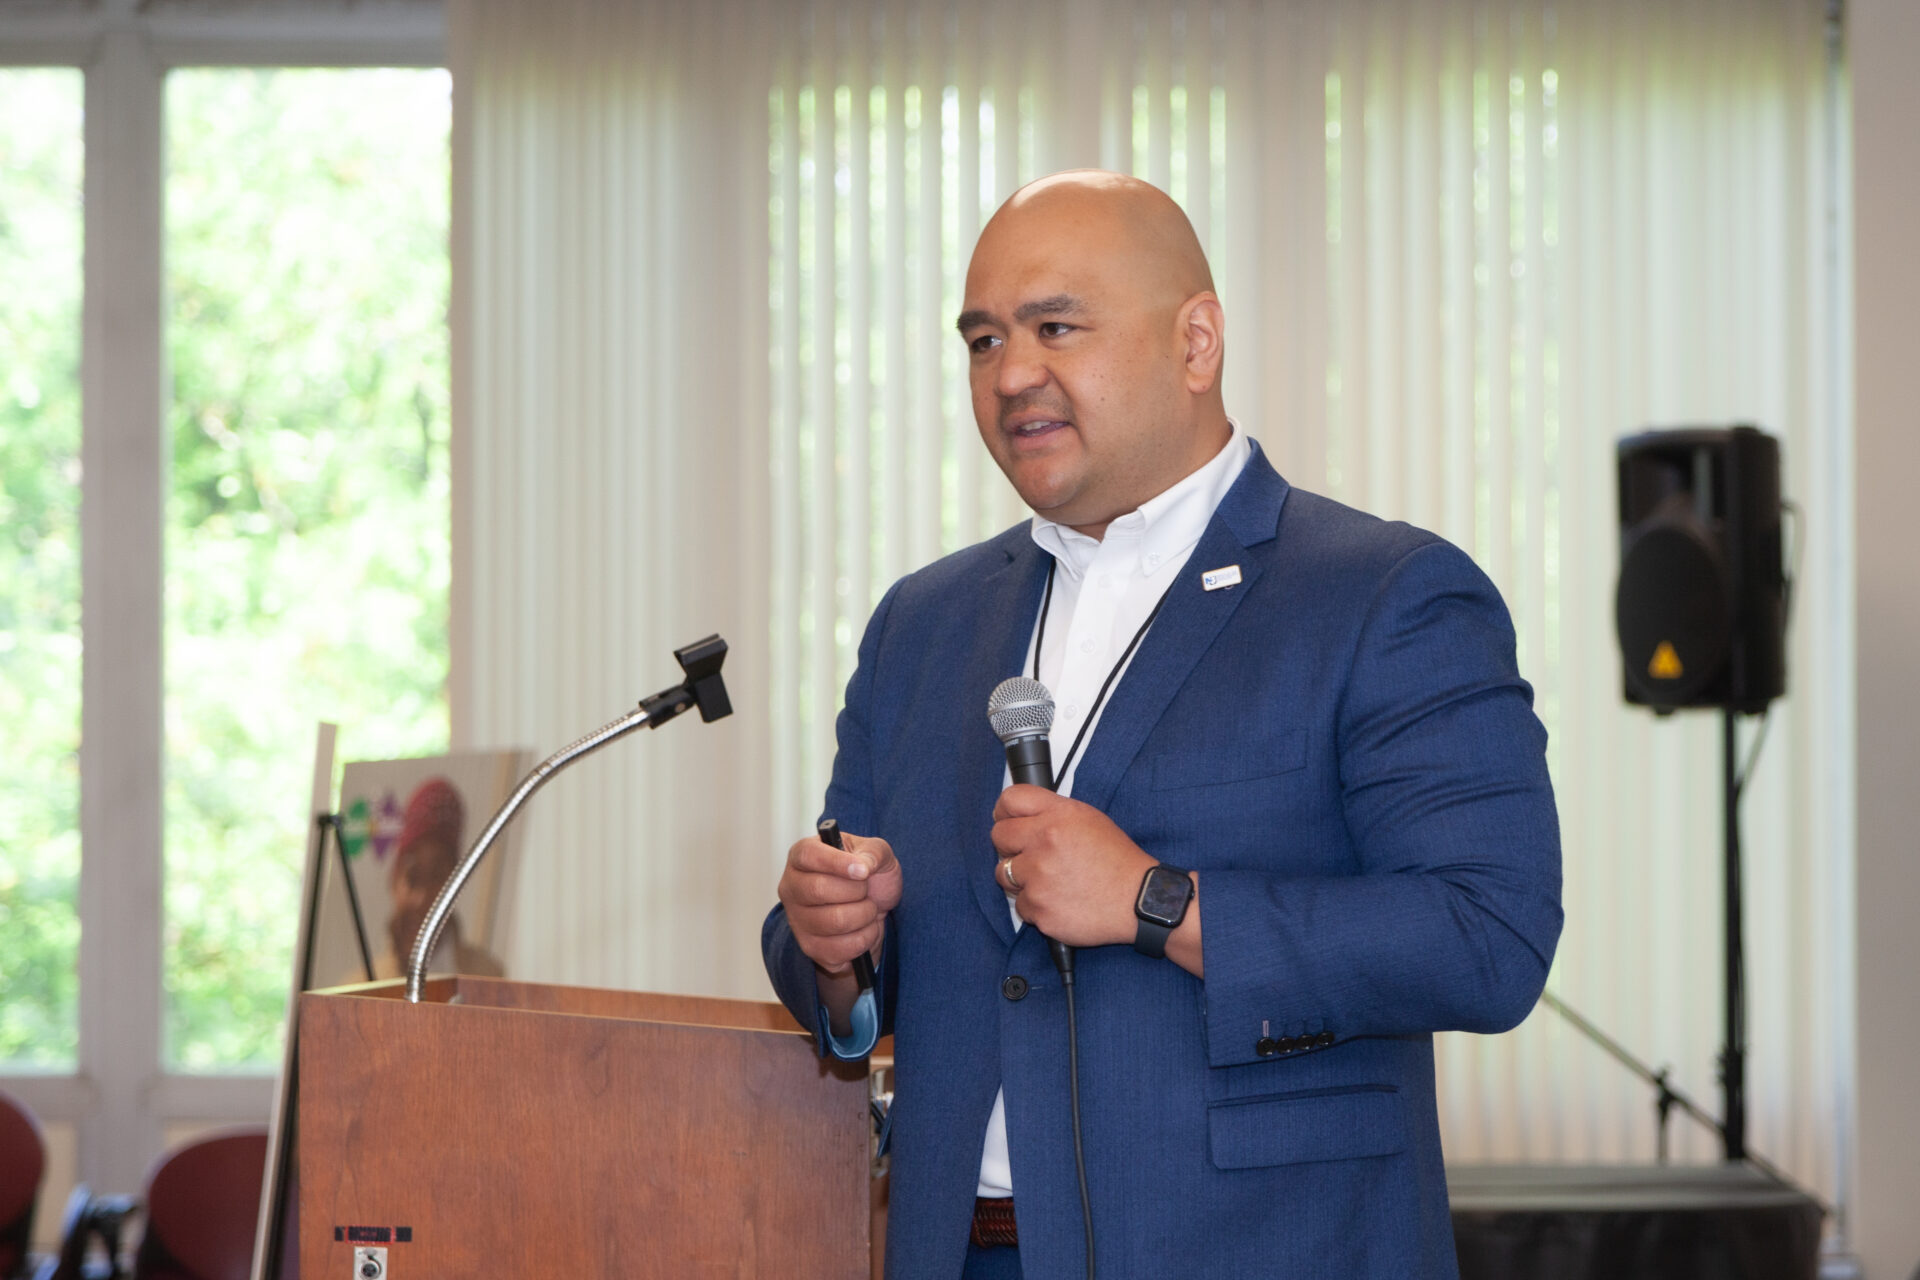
[970,1196,1018,1248]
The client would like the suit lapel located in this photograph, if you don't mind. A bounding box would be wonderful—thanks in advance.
[958,534,1052,946]
[1068,445,1291,815]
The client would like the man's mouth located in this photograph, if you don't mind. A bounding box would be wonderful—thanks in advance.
[1006,417,1071,440]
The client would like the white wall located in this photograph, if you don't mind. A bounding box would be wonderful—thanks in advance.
[1849,0,1920,1275]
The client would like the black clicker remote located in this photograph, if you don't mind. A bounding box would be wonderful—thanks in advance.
[816,818,876,992]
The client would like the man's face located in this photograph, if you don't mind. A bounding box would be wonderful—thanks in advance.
[388,837,456,956]
[958,209,1194,535]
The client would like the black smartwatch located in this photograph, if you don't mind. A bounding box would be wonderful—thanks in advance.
[1133,863,1194,959]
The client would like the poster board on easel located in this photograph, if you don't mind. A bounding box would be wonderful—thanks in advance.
[250,736,530,1280]
[311,751,529,988]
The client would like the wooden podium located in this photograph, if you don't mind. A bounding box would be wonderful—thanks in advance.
[297,976,872,1278]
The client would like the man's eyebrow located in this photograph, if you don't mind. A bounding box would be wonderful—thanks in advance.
[954,294,1088,334]
[1013,293,1085,323]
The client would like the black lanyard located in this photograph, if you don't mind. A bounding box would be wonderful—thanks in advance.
[1030,558,1174,787]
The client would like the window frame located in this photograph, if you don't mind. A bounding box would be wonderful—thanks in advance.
[0,0,446,1200]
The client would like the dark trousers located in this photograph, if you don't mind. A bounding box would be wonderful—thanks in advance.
[960,1242,1024,1280]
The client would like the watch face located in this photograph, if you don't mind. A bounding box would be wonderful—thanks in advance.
[1137,866,1192,926]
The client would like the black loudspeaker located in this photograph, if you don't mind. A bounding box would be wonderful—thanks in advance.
[1615,425,1786,714]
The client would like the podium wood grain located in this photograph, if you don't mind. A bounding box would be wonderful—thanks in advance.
[298,977,869,1278]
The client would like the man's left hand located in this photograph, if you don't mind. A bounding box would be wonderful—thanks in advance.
[990,784,1156,946]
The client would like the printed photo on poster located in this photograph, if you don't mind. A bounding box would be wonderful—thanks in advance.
[312,749,528,988]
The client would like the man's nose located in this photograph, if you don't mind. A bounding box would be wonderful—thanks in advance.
[993,335,1049,399]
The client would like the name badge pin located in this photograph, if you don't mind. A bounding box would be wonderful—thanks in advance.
[1201,564,1242,592]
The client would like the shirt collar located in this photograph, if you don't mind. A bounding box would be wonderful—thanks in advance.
[1030,417,1251,580]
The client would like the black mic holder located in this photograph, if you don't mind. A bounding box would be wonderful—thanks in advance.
[1006,734,1054,790]
[639,634,733,726]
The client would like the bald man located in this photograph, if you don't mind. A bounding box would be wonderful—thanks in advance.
[764,172,1561,1280]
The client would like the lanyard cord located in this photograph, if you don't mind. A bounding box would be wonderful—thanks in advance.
[1030,558,1176,788]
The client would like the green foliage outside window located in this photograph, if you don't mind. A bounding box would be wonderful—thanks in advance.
[164,68,452,1068]
[0,70,83,1068]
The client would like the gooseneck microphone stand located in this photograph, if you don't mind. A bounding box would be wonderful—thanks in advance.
[405,635,733,1003]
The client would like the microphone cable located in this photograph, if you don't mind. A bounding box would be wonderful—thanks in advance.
[1055,946,1095,1280]
[1018,564,1174,1280]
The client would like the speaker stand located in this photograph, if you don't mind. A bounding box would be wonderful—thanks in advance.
[1720,708,1747,1162]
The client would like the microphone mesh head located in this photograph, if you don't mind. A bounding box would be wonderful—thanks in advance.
[987,677,1055,744]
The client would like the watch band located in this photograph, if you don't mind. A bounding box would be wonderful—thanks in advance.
[1134,916,1176,959]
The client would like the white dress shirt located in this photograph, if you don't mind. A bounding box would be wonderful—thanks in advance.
[976,418,1252,1198]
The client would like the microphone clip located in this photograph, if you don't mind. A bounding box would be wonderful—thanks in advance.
[639,634,733,726]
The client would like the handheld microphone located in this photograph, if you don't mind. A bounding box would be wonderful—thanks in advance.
[988,676,1056,789]
[986,677,1073,978]
[986,675,1097,1278]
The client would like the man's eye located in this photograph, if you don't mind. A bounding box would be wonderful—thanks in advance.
[968,334,1001,354]
[1038,322,1073,338]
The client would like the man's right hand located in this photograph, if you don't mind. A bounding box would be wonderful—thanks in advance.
[777,829,902,977]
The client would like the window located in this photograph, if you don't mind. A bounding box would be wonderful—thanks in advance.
[0,0,448,1219]
[0,68,84,1070]
[162,67,453,1068]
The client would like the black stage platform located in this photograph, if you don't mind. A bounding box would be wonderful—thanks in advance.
[1449,1163,1825,1280]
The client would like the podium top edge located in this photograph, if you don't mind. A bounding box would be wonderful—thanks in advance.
[301,975,811,1037]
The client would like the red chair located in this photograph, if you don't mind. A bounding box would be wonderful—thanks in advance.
[0,1090,47,1280]
[38,1127,269,1280]
[129,1129,268,1280]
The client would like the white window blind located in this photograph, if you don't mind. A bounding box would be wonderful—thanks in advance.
[453,0,1851,1214]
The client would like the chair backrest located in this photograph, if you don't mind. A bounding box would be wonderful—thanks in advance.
[0,1089,47,1279]
[133,1129,268,1280]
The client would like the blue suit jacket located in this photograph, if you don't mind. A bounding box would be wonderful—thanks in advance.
[763,444,1562,1279]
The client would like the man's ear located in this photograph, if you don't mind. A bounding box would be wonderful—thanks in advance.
[1178,292,1225,394]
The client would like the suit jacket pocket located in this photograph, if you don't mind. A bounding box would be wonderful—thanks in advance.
[1153,728,1307,791]
[1207,1084,1406,1169]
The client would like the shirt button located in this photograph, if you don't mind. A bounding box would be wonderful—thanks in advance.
[1002,975,1029,1001]
[1064,703,1079,719]
[1079,638,1094,653]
